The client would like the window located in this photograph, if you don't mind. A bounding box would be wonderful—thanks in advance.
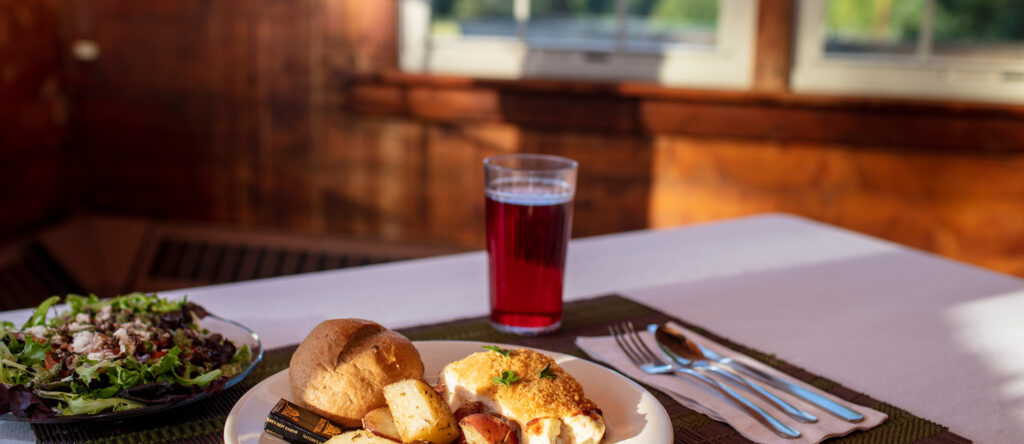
[399,0,758,89]
[793,0,1024,103]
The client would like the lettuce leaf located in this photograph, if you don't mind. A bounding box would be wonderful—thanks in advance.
[174,368,221,387]
[37,390,143,415]
[31,362,61,386]
[65,293,184,318]
[113,366,143,388]
[21,296,60,329]
[18,339,49,368]
[220,344,252,378]
[64,294,102,315]
[0,384,54,420]
[0,358,31,386]
[75,361,119,386]
[147,346,181,378]
[231,344,251,365]
[110,293,184,314]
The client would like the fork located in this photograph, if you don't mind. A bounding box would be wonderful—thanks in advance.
[610,322,801,439]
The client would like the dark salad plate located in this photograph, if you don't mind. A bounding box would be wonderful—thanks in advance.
[0,295,262,423]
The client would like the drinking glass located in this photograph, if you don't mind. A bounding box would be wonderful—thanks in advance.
[484,153,577,335]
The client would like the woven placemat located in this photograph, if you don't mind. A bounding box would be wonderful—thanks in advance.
[32,294,970,444]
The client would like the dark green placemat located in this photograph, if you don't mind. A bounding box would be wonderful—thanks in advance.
[31,295,970,444]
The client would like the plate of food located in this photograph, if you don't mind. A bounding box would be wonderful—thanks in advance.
[0,293,261,422]
[224,319,671,443]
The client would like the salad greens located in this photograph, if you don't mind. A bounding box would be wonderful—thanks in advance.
[0,293,252,419]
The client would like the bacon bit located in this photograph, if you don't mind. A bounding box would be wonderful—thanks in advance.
[152,350,168,359]
[43,351,58,370]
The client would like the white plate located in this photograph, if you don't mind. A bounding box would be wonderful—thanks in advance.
[224,340,672,444]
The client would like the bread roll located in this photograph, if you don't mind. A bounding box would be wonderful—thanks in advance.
[289,319,424,427]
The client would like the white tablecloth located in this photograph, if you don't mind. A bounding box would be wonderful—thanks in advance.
[2,213,1022,442]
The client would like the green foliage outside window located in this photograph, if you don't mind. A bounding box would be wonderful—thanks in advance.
[631,0,718,28]
[933,0,1024,42]
[431,0,513,20]
[431,0,718,27]
[827,0,1024,43]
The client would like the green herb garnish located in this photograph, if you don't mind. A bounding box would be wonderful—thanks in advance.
[538,363,556,380]
[492,370,519,388]
[482,345,511,358]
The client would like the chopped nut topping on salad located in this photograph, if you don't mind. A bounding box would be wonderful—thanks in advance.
[0,293,252,419]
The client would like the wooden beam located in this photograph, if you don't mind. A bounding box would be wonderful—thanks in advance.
[345,77,1024,152]
[753,0,795,93]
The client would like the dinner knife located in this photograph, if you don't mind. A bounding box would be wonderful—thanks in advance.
[659,324,865,423]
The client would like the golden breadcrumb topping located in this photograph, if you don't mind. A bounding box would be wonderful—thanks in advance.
[441,348,599,421]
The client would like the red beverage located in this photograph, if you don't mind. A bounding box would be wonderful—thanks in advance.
[486,179,573,335]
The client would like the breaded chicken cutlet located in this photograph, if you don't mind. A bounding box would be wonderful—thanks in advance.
[439,348,605,444]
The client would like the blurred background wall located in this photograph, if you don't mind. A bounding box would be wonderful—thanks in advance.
[4,0,1024,281]
[0,0,64,236]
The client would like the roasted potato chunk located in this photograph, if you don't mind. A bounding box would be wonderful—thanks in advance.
[459,413,519,444]
[383,379,460,444]
[326,430,400,444]
[362,406,402,442]
[452,402,484,422]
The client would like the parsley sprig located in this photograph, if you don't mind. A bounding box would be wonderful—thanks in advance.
[492,370,519,389]
[482,345,511,358]
[538,363,557,380]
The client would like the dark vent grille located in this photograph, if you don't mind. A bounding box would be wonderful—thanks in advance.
[147,238,396,284]
[0,242,82,310]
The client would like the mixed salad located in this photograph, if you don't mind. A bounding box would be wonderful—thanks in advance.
[0,293,252,420]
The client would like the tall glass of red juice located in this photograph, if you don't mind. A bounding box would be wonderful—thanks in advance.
[484,154,577,335]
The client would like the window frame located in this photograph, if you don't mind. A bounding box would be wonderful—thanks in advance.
[791,0,1024,104]
[398,0,759,90]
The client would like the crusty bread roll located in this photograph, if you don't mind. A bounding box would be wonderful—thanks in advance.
[289,319,424,427]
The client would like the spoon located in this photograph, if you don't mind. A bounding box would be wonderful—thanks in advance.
[649,324,819,424]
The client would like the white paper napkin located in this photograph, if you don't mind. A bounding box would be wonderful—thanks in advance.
[576,322,888,443]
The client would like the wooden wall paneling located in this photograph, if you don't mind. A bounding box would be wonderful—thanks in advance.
[64,0,225,218]
[324,0,397,74]
[249,0,317,230]
[649,136,1024,276]
[319,116,431,241]
[63,0,329,232]
[424,123,518,247]
[517,130,654,238]
[0,0,65,237]
[218,0,261,227]
[371,118,425,240]
[0,159,64,234]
